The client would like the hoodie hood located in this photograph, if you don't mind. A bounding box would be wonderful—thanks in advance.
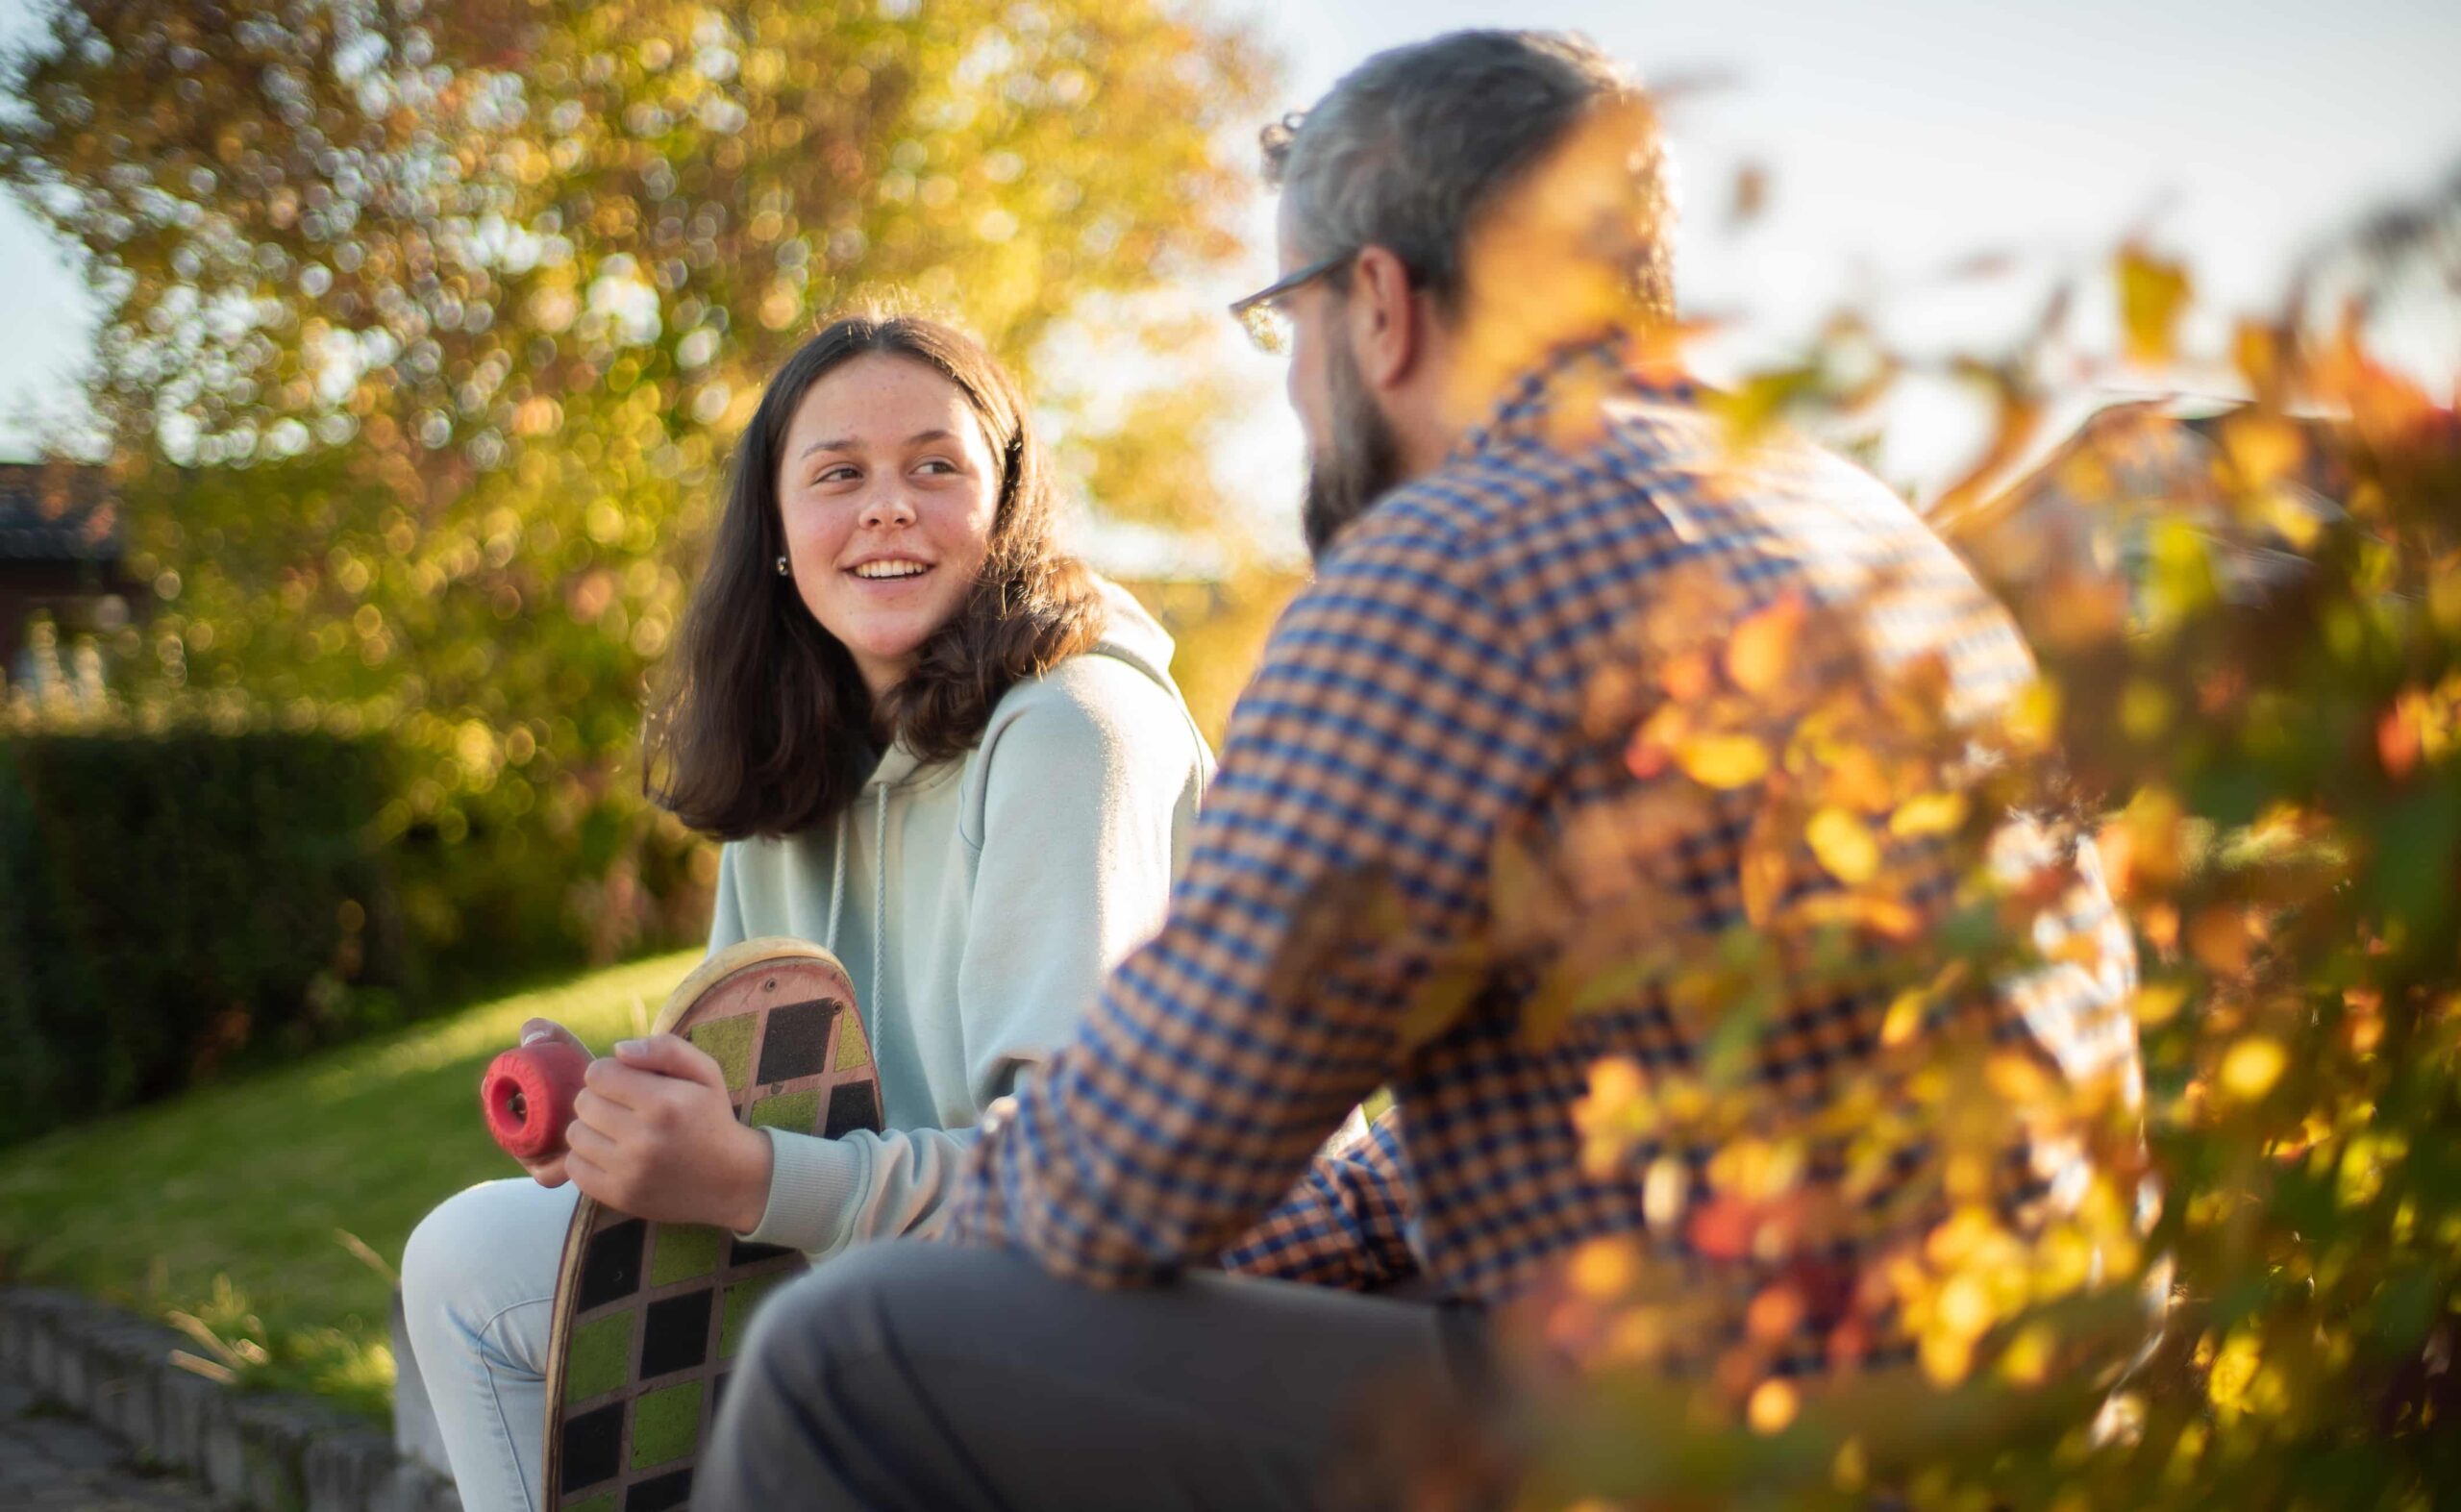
[1081,574,1181,698]
[858,572,1182,795]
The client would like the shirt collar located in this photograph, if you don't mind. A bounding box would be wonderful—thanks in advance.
[1446,329,1698,466]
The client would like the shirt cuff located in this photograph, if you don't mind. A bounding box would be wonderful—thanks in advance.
[738,1128,866,1255]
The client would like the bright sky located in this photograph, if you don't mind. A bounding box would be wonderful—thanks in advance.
[1196,0,2461,544]
[1,0,2455,531]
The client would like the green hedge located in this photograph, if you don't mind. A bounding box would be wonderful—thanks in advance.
[0,727,716,1146]
[0,732,410,1145]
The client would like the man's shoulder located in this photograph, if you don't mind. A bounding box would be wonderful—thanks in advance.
[1293,479,1520,633]
[1332,468,1523,564]
[1320,396,1719,593]
[1319,445,1604,586]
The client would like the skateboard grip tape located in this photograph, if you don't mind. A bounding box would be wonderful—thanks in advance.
[482,1041,593,1161]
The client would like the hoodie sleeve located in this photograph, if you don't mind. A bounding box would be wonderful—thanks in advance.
[738,654,1205,1255]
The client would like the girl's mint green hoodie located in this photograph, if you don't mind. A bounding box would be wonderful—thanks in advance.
[708,580,1208,1256]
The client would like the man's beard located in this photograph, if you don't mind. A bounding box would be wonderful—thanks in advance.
[1301,336,1405,562]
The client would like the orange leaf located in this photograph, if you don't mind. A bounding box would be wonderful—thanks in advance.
[1741,810,1790,929]
[1659,648,1716,703]
[1626,735,1672,781]
[2187,906,2252,976]
[1687,1194,1755,1261]
[2378,698,2422,781]
[2093,822,2136,899]
[1823,747,1895,813]
[1747,1284,1807,1345]
[2232,319,2282,397]
[2031,577,2130,651]
[1625,704,1688,781]
[2140,902,2180,954]
[1850,894,1925,942]
[2220,410,2305,490]
[1748,1378,1800,1434]
[1726,591,1806,695]
[1568,1237,1637,1299]
[2048,932,2114,969]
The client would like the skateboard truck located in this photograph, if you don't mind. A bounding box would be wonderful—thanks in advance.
[482,1041,592,1160]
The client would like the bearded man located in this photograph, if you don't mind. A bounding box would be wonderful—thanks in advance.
[694,29,2137,1512]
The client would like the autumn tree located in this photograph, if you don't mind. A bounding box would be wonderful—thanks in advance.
[0,0,1275,966]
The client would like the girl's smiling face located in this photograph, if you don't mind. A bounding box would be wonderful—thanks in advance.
[776,352,1003,699]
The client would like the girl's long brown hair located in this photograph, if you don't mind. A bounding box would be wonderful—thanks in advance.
[644,313,1106,840]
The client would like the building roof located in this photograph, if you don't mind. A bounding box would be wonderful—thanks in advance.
[0,462,117,564]
[1947,397,2347,607]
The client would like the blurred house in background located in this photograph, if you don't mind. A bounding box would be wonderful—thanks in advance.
[0,461,132,692]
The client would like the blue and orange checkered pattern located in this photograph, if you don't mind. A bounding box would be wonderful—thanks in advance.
[937,341,2137,1319]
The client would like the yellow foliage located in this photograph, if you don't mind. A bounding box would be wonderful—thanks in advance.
[1677,732,1772,789]
[1805,806,1881,883]
[2217,1035,2284,1100]
[1746,1378,1798,1434]
[2117,243,2194,367]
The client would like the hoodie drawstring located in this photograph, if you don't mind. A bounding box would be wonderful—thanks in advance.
[824,815,847,957]
[869,783,887,1020]
[824,784,888,1033]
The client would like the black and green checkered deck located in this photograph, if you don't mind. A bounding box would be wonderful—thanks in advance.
[543,951,882,1512]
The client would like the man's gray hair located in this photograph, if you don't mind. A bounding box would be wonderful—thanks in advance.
[1263,31,1674,320]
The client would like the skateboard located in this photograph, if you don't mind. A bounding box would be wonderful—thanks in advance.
[536,938,885,1511]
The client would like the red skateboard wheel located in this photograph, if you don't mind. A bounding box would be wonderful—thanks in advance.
[481,1041,592,1161]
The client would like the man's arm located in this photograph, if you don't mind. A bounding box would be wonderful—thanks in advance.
[937,500,1562,1283]
[1217,1105,1418,1288]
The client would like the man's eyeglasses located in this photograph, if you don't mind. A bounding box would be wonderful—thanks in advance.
[1227,250,1355,356]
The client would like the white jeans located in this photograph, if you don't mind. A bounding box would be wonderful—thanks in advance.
[400,1177,580,1512]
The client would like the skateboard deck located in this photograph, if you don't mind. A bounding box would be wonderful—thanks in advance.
[539,937,884,1511]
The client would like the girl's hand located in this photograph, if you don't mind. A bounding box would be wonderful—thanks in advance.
[564,1034,774,1234]
[510,1019,593,1188]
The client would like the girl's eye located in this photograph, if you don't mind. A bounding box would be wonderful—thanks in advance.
[813,464,859,484]
[915,459,958,476]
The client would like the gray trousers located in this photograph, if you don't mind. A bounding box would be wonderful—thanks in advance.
[691,1239,1494,1512]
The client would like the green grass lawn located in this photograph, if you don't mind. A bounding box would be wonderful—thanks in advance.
[0,951,699,1421]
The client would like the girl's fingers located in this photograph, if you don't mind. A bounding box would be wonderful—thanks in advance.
[582,1057,674,1115]
[519,1018,591,1056]
[565,1102,626,1156]
[611,1034,727,1093]
[563,1149,609,1202]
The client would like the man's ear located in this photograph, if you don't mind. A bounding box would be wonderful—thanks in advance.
[1345,244,1422,392]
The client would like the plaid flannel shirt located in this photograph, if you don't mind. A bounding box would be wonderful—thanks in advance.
[937,342,2138,1320]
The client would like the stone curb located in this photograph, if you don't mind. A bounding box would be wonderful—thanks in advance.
[0,1286,462,1512]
